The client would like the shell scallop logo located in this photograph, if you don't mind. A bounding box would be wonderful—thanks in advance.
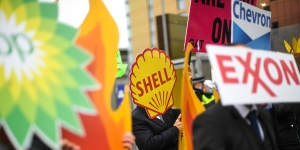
[130,48,176,119]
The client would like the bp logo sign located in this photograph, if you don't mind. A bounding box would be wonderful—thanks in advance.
[0,0,98,149]
[0,33,34,62]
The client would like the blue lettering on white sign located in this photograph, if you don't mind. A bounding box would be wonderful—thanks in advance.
[233,1,271,28]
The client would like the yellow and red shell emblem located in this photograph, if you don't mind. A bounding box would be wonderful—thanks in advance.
[130,48,176,119]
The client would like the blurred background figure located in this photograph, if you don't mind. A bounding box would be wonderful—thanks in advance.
[270,103,300,150]
[192,77,205,100]
[200,80,215,108]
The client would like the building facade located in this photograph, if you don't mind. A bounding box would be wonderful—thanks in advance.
[126,0,189,58]
[257,0,300,28]
[125,0,300,111]
[127,0,300,58]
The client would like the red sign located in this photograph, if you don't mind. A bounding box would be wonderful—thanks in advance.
[185,0,257,52]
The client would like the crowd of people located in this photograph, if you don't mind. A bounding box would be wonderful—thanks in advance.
[132,44,300,150]
[1,44,299,150]
[132,79,300,150]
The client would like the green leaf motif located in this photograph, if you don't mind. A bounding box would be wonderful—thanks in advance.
[0,0,98,149]
[6,108,30,146]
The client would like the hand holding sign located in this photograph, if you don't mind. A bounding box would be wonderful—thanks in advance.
[130,48,176,119]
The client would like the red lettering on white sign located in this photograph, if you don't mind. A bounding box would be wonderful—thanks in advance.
[207,45,300,105]
[235,52,276,97]
[216,55,239,83]
[280,60,300,85]
[264,58,282,85]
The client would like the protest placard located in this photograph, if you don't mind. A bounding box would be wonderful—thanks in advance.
[185,0,232,52]
[207,45,300,105]
[232,0,271,50]
[185,0,258,53]
[130,48,176,118]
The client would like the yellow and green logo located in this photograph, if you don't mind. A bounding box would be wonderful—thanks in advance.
[0,0,98,149]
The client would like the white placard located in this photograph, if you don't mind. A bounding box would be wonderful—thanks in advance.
[231,0,271,50]
[207,45,300,105]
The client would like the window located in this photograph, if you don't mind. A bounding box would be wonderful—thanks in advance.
[264,6,270,11]
[125,1,133,54]
[272,21,278,28]
[179,12,186,16]
[177,0,185,10]
[148,0,156,47]
[151,32,156,47]
[126,15,131,27]
[149,6,154,19]
[125,3,130,12]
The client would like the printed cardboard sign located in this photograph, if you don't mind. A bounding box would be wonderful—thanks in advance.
[232,0,271,50]
[207,45,300,105]
[130,48,176,119]
[185,0,257,53]
[185,0,232,52]
[0,0,98,149]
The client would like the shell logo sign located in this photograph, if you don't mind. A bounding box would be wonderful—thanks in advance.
[130,48,176,119]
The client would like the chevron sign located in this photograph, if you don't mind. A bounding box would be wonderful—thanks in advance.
[231,0,271,50]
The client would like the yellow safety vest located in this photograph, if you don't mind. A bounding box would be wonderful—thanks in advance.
[202,94,215,105]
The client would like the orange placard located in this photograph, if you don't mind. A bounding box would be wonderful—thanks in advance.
[130,48,176,119]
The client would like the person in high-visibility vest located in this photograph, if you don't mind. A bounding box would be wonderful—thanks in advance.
[192,77,205,99]
[201,80,215,108]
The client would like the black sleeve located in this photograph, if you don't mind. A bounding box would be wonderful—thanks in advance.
[290,103,300,116]
[171,108,181,122]
[273,103,300,118]
[192,114,225,150]
[132,116,179,150]
[28,135,52,150]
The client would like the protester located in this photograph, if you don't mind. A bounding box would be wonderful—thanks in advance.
[193,103,278,150]
[192,44,279,150]
[132,106,181,150]
[270,103,300,150]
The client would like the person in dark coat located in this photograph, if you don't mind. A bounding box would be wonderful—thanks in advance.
[193,103,279,150]
[132,106,181,150]
[270,103,300,150]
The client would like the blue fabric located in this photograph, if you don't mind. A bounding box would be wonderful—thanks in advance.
[265,104,272,109]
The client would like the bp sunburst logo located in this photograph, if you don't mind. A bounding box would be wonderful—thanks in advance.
[0,0,98,149]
